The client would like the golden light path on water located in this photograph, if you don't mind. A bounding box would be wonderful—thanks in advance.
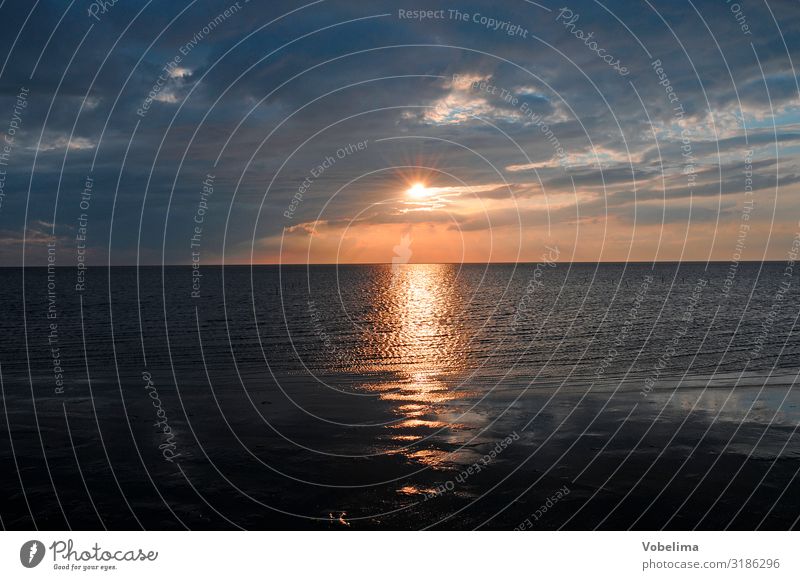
[358,263,479,468]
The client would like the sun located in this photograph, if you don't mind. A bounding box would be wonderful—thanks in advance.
[407,182,429,198]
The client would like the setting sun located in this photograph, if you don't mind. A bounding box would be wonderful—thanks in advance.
[407,182,429,198]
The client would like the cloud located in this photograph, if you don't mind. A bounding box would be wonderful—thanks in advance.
[0,0,798,263]
[33,134,96,152]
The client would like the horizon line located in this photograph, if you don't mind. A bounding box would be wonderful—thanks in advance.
[2,259,789,268]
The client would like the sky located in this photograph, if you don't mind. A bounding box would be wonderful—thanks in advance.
[0,0,798,265]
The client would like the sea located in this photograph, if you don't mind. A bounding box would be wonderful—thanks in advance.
[0,262,798,530]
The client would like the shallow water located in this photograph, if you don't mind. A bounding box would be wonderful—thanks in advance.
[1,263,799,529]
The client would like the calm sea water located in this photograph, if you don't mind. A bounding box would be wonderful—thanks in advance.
[1,263,799,529]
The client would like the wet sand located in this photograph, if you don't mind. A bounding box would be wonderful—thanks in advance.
[2,375,799,530]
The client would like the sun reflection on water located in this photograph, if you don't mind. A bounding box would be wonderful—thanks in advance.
[360,263,476,467]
